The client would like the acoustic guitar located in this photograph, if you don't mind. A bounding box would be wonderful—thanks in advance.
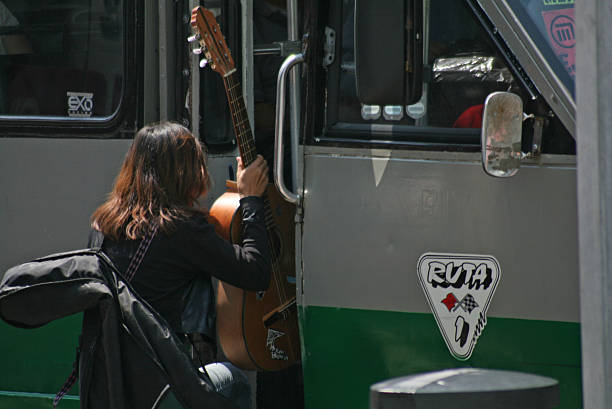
[190,6,300,371]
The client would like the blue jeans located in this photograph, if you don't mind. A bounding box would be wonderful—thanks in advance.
[153,362,250,409]
[203,362,251,409]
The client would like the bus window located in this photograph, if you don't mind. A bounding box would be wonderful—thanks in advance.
[320,0,575,154]
[252,1,287,158]
[506,0,575,96]
[333,0,512,128]
[194,0,291,156]
[189,0,242,150]
[0,0,123,118]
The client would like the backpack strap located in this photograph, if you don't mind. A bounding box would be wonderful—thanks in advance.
[124,225,159,282]
[53,226,158,407]
[52,338,81,407]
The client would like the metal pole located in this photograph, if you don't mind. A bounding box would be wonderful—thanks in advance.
[159,0,169,121]
[287,0,300,191]
[189,0,200,138]
[576,1,612,408]
[242,0,254,127]
[143,0,159,123]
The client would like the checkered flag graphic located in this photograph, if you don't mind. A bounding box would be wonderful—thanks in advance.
[453,294,478,313]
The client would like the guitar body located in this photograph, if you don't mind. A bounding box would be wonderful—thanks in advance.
[209,181,300,371]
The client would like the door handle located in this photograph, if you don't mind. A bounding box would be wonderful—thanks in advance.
[274,53,304,205]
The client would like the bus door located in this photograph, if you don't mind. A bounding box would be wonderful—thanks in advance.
[295,1,579,409]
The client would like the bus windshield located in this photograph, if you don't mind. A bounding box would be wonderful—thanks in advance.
[505,0,575,96]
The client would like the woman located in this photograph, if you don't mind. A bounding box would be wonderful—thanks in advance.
[90,121,270,409]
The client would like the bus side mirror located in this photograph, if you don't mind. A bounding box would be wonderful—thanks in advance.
[481,92,524,178]
[354,0,423,105]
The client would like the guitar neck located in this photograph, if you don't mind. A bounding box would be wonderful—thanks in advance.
[223,71,257,167]
[222,71,280,249]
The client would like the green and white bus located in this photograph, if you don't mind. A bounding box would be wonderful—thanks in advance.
[0,0,580,408]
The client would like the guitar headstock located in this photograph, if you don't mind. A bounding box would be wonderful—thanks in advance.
[189,6,235,76]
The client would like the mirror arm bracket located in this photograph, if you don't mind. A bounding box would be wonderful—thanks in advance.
[530,116,544,156]
[520,114,545,158]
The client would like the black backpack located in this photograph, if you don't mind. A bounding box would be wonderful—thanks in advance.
[0,248,237,409]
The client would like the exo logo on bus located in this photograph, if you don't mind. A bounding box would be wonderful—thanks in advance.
[67,92,94,118]
[417,253,500,361]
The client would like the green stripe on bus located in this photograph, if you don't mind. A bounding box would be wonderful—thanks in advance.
[0,392,79,409]
[299,305,581,409]
[0,314,81,396]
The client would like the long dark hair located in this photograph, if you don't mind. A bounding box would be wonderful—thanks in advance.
[92,122,210,240]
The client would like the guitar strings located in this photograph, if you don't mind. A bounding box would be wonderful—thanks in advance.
[223,73,289,305]
[200,17,289,309]
[225,75,296,361]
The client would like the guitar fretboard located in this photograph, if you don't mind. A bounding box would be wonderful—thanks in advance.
[223,71,257,167]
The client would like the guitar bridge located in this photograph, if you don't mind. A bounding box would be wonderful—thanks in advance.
[262,297,297,328]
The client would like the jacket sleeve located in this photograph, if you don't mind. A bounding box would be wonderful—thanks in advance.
[188,196,271,291]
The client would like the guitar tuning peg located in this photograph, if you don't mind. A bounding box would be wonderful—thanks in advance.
[199,59,208,68]
[192,47,203,55]
[187,33,201,43]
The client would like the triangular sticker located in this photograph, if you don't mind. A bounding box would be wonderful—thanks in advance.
[370,149,392,187]
[417,253,501,360]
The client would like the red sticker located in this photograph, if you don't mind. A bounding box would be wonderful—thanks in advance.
[542,8,575,77]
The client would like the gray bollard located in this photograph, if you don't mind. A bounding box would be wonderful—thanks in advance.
[370,368,559,409]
